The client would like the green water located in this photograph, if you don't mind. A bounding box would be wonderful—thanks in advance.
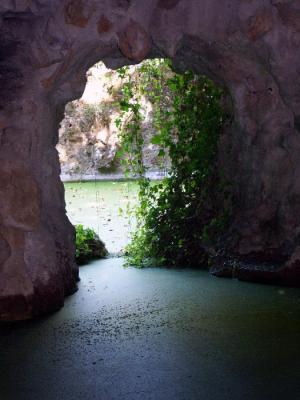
[64,181,139,253]
[1,259,300,399]
[0,181,299,399]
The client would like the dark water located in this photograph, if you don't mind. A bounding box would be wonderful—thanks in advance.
[0,183,299,400]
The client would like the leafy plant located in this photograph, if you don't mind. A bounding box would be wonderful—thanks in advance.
[114,60,232,267]
[75,224,108,265]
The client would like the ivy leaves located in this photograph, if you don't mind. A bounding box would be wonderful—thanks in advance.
[114,59,230,267]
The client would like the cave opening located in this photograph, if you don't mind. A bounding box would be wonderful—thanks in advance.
[57,58,228,269]
[1,2,300,397]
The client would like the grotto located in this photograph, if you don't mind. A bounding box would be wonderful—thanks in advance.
[0,2,300,400]
[1,0,300,320]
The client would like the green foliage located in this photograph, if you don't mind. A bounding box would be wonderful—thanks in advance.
[115,59,231,267]
[75,224,107,265]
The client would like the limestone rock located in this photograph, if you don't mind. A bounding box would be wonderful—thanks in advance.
[57,62,170,177]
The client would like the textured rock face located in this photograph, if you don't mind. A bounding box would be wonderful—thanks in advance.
[58,63,167,177]
[57,64,121,177]
[1,0,300,320]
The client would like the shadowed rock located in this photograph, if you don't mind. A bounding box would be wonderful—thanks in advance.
[1,0,300,320]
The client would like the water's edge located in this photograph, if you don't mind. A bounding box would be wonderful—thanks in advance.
[61,170,167,183]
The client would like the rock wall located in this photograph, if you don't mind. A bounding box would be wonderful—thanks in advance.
[1,0,300,320]
[58,62,167,178]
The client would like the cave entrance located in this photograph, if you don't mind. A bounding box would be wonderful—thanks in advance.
[1,0,299,329]
[57,60,172,260]
[57,59,226,268]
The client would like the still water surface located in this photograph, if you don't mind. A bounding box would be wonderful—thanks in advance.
[64,181,139,253]
[0,181,299,400]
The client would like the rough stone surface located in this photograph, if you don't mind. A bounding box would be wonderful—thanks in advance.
[118,20,152,62]
[57,62,169,177]
[1,0,300,320]
[0,161,40,231]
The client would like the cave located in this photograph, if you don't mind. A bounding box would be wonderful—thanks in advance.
[1,0,300,322]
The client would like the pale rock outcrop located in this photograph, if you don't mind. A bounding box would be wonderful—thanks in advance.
[57,62,166,178]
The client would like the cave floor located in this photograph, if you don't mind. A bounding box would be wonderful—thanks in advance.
[0,258,300,400]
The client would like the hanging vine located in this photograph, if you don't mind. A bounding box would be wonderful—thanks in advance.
[114,59,231,267]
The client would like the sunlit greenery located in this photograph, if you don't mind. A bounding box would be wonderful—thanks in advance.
[114,59,232,267]
[75,224,107,265]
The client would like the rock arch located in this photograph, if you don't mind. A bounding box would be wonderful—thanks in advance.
[1,0,300,320]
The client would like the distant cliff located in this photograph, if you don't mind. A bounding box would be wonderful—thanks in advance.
[57,63,169,180]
